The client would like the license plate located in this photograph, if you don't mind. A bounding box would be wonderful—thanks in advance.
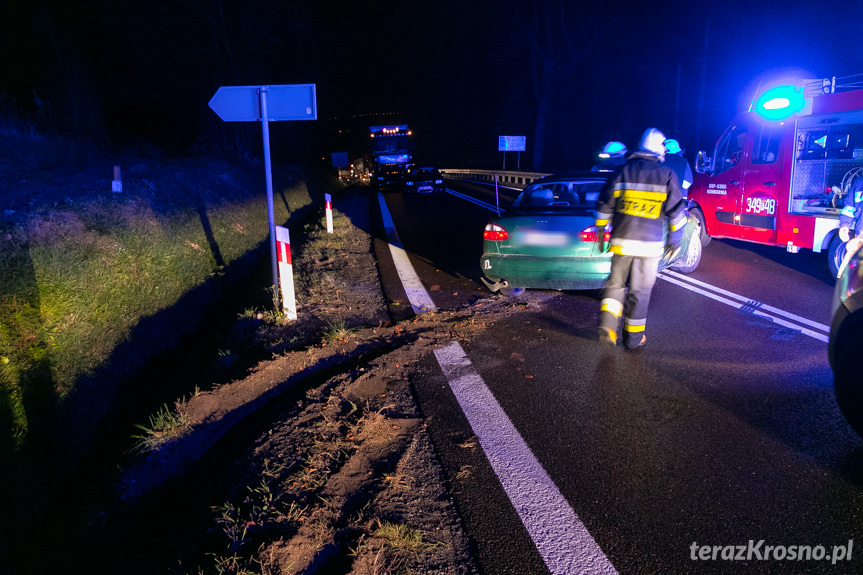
[522,231,568,246]
[419,186,433,192]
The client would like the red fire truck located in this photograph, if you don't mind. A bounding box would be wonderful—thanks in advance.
[688,75,863,277]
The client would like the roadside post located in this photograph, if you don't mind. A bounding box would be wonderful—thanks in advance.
[112,165,122,193]
[275,226,297,320]
[325,193,333,233]
[208,84,317,317]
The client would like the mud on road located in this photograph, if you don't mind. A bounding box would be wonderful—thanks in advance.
[65,186,542,575]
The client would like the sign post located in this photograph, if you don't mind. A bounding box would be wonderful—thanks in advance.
[498,135,526,171]
[209,84,317,318]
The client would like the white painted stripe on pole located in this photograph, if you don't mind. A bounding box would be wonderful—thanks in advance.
[377,192,437,313]
[659,273,828,342]
[433,341,617,575]
[324,193,333,234]
[661,269,830,332]
[445,188,501,213]
[275,226,297,320]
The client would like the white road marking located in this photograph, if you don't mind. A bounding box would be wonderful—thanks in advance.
[444,188,501,212]
[659,270,829,342]
[434,341,618,575]
[377,192,437,313]
[378,191,615,573]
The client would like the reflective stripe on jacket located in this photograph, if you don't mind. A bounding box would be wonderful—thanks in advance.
[595,152,686,257]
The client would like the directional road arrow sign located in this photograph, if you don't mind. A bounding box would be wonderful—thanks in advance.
[208,84,317,122]
[207,83,318,318]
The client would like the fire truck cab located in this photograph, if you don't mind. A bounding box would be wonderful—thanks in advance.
[689,76,863,277]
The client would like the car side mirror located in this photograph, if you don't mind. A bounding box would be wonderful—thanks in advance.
[695,150,711,174]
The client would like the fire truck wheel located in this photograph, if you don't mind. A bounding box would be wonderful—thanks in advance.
[690,207,711,247]
[833,312,863,439]
[828,233,847,279]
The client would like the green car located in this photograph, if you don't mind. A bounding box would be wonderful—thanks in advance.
[829,243,863,437]
[480,172,702,296]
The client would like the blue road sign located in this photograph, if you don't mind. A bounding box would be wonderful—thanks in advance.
[498,135,526,152]
[208,84,317,122]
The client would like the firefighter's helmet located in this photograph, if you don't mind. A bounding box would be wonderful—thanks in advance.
[664,138,682,155]
[599,141,627,159]
[639,128,666,157]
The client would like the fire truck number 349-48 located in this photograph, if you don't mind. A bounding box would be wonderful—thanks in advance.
[745,197,777,215]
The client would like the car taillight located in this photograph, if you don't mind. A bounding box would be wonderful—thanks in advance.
[581,225,611,243]
[484,222,508,241]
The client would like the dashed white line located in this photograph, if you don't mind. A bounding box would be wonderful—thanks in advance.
[434,341,618,575]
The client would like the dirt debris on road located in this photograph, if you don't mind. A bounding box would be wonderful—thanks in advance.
[110,186,547,574]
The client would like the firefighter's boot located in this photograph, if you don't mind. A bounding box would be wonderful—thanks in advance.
[598,327,618,347]
[623,333,647,350]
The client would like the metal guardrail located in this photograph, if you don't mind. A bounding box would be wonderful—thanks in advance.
[440,169,551,190]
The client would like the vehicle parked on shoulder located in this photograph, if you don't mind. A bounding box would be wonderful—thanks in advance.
[829,243,863,437]
[404,166,444,194]
[479,172,702,296]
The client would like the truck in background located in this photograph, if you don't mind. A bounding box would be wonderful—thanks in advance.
[688,75,863,277]
[368,124,414,189]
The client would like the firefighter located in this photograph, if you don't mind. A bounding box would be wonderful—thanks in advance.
[662,138,693,198]
[596,128,688,349]
[838,177,863,255]
[591,141,628,172]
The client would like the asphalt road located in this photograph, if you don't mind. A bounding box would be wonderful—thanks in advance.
[373,179,863,575]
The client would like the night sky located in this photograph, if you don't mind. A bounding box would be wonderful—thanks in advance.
[2,0,863,172]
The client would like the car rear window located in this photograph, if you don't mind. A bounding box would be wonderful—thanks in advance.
[512,180,606,209]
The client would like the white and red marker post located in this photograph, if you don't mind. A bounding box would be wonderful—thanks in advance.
[324,193,333,234]
[275,225,297,320]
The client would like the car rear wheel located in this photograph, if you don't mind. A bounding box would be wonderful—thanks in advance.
[499,286,526,297]
[691,207,711,247]
[834,311,863,438]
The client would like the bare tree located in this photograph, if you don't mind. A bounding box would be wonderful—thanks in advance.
[507,0,617,170]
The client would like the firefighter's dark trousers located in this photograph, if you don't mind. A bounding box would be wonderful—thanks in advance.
[598,254,661,342]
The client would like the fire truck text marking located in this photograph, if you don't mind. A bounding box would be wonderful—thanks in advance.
[745,197,777,215]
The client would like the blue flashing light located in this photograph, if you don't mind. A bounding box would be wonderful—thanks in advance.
[605,141,626,155]
[755,85,806,121]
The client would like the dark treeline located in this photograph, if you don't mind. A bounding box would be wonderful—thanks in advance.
[0,0,325,158]
[2,1,863,171]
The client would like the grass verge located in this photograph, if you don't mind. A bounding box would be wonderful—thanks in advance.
[0,142,313,453]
